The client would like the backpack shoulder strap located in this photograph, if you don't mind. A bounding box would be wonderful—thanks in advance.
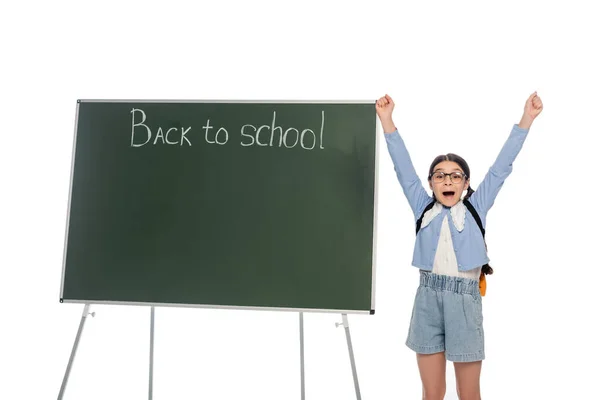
[463,199,485,238]
[415,200,437,235]
[464,199,493,277]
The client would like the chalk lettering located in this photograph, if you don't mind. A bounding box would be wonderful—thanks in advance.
[283,128,299,148]
[256,124,269,147]
[130,108,192,147]
[215,127,229,145]
[319,110,324,149]
[270,113,282,147]
[180,127,192,146]
[203,119,215,144]
[131,108,151,147]
[165,127,178,145]
[239,111,325,150]
[240,124,256,146]
[153,127,165,145]
[300,129,316,150]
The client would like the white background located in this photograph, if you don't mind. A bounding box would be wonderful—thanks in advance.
[1,1,599,399]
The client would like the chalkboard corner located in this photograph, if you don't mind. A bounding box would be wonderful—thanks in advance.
[370,309,375,315]
[59,298,64,303]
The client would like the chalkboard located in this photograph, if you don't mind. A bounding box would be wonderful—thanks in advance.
[60,100,378,313]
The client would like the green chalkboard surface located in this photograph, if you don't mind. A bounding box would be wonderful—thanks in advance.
[61,100,378,313]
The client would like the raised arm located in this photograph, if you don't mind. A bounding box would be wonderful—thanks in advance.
[470,92,544,216]
[377,94,432,219]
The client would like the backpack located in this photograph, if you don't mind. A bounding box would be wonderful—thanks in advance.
[415,199,490,296]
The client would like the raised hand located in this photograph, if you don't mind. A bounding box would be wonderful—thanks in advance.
[525,92,543,119]
[519,92,543,129]
[376,94,396,133]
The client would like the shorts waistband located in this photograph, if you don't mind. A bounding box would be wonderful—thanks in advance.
[419,271,479,296]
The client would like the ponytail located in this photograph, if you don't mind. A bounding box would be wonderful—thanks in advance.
[464,185,475,200]
[482,264,494,275]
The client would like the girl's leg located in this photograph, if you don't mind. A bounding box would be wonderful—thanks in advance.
[453,361,482,400]
[416,352,446,400]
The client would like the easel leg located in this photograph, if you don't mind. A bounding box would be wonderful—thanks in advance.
[149,306,155,400]
[57,304,94,400]
[338,314,362,400]
[299,312,305,400]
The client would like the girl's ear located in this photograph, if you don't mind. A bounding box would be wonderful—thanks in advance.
[464,179,470,191]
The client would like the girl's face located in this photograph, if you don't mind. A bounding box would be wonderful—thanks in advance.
[428,161,470,207]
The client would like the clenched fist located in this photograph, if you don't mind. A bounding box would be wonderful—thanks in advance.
[376,94,397,134]
[519,92,543,129]
[524,92,543,119]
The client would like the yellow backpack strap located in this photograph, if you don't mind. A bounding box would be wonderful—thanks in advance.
[479,272,487,296]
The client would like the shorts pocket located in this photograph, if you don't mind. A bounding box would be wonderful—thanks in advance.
[472,295,483,325]
[465,293,483,326]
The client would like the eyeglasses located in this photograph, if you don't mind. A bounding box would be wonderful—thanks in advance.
[430,171,466,184]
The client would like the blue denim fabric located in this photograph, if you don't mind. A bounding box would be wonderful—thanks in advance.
[406,272,485,362]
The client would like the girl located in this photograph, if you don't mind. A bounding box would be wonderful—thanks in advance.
[376,92,543,400]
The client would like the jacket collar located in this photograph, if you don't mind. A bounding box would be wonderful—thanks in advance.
[420,200,466,232]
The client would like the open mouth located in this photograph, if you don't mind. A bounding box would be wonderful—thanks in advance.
[442,191,455,199]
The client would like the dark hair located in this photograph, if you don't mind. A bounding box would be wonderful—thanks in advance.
[428,153,493,275]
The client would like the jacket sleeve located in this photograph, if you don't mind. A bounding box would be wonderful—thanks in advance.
[469,124,530,218]
[384,130,432,220]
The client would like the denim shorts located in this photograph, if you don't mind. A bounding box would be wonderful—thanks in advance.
[406,271,485,362]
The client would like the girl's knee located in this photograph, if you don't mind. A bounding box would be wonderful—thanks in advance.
[456,389,481,400]
[423,386,446,400]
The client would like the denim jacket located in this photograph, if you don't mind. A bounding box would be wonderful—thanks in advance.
[384,124,530,271]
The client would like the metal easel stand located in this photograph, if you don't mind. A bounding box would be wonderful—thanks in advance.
[58,305,156,400]
[57,304,95,400]
[336,314,362,400]
[149,306,155,400]
[299,312,306,400]
[299,312,362,400]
